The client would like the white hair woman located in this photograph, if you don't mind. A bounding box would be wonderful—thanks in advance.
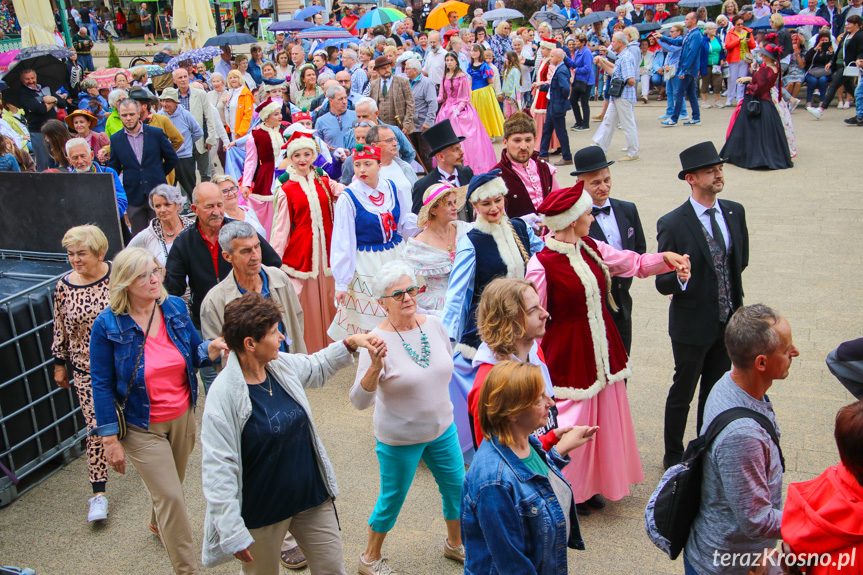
[90,247,227,574]
[201,293,384,574]
[213,174,266,237]
[51,225,112,523]
[400,183,471,312]
[352,260,465,574]
[127,184,195,266]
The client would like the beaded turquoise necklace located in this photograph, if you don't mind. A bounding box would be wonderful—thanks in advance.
[390,319,431,368]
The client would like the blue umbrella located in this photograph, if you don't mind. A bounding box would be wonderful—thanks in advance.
[749,15,773,29]
[678,0,722,6]
[296,25,354,39]
[318,37,356,48]
[533,10,570,29]
[203,32,259,47]
[268,19,315,32]
[482,8,525,19]
[165,46,223,71]
[141,64,172,77]
[386,0,407,8]
[295,5,325,20]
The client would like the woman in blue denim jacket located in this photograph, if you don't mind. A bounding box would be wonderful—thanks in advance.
[90,247,227,575]
[462,362,597,575]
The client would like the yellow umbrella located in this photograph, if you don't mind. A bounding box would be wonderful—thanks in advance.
[173,0,218,51]
[425,1,470,31]
[12,0,56,47]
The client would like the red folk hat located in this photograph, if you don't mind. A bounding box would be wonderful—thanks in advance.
[540,37,557,50]
[292,109,312,123]
[354,145,381,162]
[537,181,593,231]
[282,130,318,157]
[255,97,281,120]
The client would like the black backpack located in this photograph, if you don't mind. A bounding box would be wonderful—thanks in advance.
[644,405,785,560]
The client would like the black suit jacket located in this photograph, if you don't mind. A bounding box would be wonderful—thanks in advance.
[411,165,475,221]
[588,198,646,322]
[655,199,749,347]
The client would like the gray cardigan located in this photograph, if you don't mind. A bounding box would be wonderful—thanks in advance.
[200,341,353,567]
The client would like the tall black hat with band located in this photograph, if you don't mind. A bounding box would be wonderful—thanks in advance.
[422,119,466,158]
[571,145,615,176]
[678,141,726,180]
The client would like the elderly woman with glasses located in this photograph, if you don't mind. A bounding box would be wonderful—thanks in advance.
[351,260,465,575]
[214,174,266,237]
[201,293,384,575]
[128,184,196,266]
[90,247,228,574]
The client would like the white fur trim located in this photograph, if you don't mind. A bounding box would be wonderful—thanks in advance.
[468,176,508,203]
[285,136,318,161]
[546,236,622,398]
[258,102,281,121]
[540,40,556,50]
[258,123,285,163]
[454,343,477,360]
[541,192,592,231]
[472,217,525,279]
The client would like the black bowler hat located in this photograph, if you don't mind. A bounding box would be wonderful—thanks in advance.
[570,145,615,176]
[422,120,466,158]
[678,141,726,180]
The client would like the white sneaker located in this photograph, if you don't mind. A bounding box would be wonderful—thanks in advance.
[88,494,108,522]
[807,106,823,119]
[703,103,712,109]
[715,102,725,108]
[789,98,800,112]
[358,554,397,575]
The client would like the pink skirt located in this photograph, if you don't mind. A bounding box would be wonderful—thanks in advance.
[555,382,645,503]
[531,110,560,153]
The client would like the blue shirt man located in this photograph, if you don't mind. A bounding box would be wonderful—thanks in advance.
[662,13,703,125]
[316,87,357,151]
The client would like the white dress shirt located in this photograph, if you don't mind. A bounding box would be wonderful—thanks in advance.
[592,200,622,250]
[437,166,461,186]
[689,195,729,250]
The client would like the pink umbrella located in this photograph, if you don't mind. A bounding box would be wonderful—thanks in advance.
[0,50,20,73]
[85,68,132,90]
[783,14,829,26]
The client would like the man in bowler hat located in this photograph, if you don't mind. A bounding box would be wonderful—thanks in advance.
[412,120,474,221]
[656,141,749,469]
[574,146,647,356]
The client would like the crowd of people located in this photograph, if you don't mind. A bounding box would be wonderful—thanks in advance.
[0,0,858,574]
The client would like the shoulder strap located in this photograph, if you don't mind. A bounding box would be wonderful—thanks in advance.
[702,406,785,471]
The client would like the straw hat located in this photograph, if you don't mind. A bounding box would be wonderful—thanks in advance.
[417,183,467,228]
[64,109,98,130]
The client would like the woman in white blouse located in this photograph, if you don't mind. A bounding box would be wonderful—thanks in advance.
[351,260,465,575]
[213,174,266,237]
[327,145,419,341]
[127,185,195,266]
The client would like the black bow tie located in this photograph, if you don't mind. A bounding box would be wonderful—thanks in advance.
[591,206,611,217]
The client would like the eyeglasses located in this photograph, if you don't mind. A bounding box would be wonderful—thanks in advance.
[353,121,375,128]
[377,137,397,144]
[382,285,421,301]
[136,267,164,284]
[221,185,239,196]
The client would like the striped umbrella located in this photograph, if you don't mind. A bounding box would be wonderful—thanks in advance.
[296,25,354,39]
[356,7,407,29]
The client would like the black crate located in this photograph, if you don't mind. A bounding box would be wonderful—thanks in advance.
[0,251,86,507]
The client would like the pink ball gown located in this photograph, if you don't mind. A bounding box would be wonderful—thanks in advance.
[435,73,497,174]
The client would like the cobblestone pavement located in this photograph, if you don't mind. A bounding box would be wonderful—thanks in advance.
[1,90,859,575]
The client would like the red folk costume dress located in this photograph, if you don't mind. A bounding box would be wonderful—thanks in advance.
[526,184,673,503]
[270,135,339,353]
[242,99,287,239]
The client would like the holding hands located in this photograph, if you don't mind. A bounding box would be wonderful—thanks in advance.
[663,252,691,283]
[555,425,600,456]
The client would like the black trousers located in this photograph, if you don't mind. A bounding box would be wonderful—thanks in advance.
[821,64,856,109]
[663,326,731,460]
[539,111,572,161]
[570,85,591,129]
[173,156,196,205]
[611,313,632,357]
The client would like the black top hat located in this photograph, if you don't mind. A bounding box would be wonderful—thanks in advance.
[678,141,726,180]
[570,145,615,176]
[422,120,466,158]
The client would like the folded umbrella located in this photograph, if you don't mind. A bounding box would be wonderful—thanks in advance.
[203,31,259,47]
[577,10,617,26]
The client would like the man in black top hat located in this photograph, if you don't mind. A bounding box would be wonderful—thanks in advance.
[574,146,646,356]
[412,119,474,221]
[655,141,749,469]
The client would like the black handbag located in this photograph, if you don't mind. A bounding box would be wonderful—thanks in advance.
[113,303,156,440]
[808,66,830,78]
[572,79,588,93]
[746,99,762,117]
[608,77,625,98]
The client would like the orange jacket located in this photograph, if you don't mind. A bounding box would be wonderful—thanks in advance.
[781,464,863,575]
[725,28,757,63]
[232,86,254,138]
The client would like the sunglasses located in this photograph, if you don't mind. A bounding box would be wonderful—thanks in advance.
[381,285,423,301]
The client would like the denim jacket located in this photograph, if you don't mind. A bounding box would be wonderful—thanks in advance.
[462,435,584,575]
[89,295,214,437]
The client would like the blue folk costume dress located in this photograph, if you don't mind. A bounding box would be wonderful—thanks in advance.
[328,172,419,339]
[467,61,506,139]
[441,173,545,462]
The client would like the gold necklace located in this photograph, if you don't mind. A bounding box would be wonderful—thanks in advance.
[260,373,273,396]
[429,223,455,251]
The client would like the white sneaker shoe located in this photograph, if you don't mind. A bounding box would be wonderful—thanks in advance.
[703,103,712,109]
[789,98,800,112]
[358,554,397,575]
[807,106,823,119]
[88,494,108,522]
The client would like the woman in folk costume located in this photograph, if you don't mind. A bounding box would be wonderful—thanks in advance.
[530,38,560,154]
[279,111,342,180]
[268,131,341,353]
[467,43,506,139]
[240,98,286,239]
[442,170,545,462]
[328,145,420,340]
[525,183,690,513]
